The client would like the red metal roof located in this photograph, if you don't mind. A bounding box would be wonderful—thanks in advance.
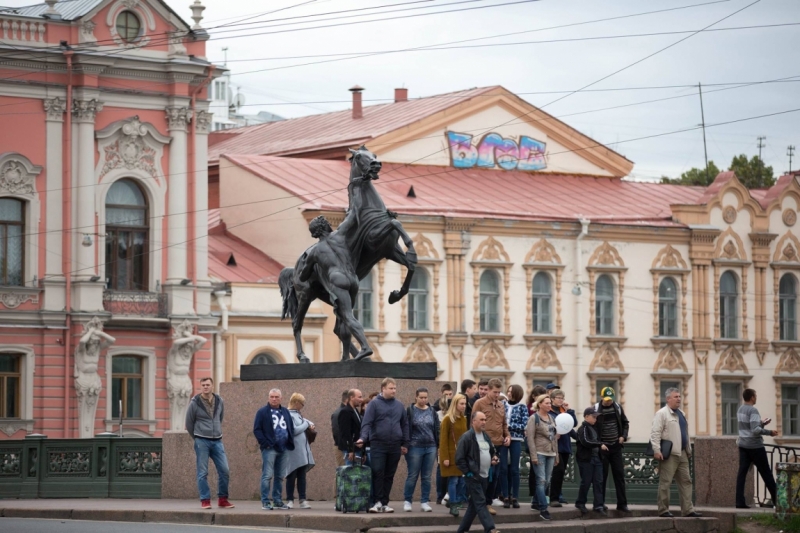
[208,209,284,283]
[209,86,498,162]
[222,155,708,227]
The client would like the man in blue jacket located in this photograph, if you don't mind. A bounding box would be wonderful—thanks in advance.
[548,387,577,507]
[254,388,295,510]
[357,377,409,513]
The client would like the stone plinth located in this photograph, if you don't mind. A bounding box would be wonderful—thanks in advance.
[693,437,753,506]
[777,462,800,517]
[162,376,454,502]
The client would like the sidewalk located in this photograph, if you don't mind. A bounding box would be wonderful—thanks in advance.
[0,498,771,532]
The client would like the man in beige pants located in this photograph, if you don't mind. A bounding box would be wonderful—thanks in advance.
[649,388,702,518]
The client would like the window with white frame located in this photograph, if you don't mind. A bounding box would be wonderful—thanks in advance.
[0,353,20,418]
[783,384,800,436]
[479,270,500,332]
[720,271,738,339]
[111,356,143,419]
[407,268,428,330]
[780,274,797,341]
[721,382,741,435]
[595,274,614,335]
[354,271,373,329]
[0,198,24,287]
[105,179,149,291]
[532,272,551,333]
[658,277,678,337]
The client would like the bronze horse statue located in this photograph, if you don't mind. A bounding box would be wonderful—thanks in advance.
[279,146,418,362]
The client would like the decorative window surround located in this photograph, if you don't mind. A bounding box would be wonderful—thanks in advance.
[470,236,512,335]
[772,232,800,348]
[401,233,442,333]
[773,348,800,442]
[402,339,442,376]
[587,335,627,350]
[523,238,565,346]
[650,244,691,340]
[106,0,157,49]
[712,346,752,436]
[713,228,751,340]
[0,345,33,436]
[0,152,41,289]
[587,342,629,406]
[397,331,442,347]
[104,346,156,435]
[523,333,565,350]
[471,340,513,386]
[651,345,691,415]
[587,241,627,338]
[524,342,566,397]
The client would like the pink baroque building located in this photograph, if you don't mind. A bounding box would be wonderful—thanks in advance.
[0,0,219,439]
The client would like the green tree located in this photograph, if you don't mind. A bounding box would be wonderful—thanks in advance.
[728,154,774,189]
[662,161,721,186]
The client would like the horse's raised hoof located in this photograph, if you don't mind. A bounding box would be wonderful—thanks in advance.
[388,290,402,304]
[297,353,311,364]
[354,348,374,362]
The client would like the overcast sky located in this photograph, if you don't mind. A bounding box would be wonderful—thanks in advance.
[15,0,800,181]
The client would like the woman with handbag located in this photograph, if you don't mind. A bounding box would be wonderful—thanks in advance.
[526,394,559,521]
[439,393,468,517]
[285,393,315,509]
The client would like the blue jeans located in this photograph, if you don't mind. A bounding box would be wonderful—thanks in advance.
[501,440,522,499]
[533,453,556,512]
[260,448,288,505]
[194,437,230,501]
[448,475,467,504]
[403,445,437,503]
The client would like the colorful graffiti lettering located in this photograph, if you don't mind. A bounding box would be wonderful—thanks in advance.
[446,131,546,171]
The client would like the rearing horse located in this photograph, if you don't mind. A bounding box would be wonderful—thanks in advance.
[279,146,418,362]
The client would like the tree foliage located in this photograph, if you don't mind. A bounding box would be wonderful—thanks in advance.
[662,155,775,189]
[661,161,721,186]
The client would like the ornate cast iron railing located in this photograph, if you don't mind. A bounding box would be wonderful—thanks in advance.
[0,436,162,498]
[102,291,168,318]
[519,442,693,505]
[756,444,800,506]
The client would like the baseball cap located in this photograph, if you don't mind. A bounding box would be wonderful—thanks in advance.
[583,406,598,417]
[600,386,615,402]
[545,383,558,390]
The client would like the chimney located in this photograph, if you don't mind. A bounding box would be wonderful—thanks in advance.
[394,88,408,103]
[349,85,364,119]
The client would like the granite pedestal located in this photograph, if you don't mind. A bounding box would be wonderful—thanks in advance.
[163,366,453,503]
[693,437,754,507]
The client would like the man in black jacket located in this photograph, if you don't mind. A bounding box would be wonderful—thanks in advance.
[338,389,364,464]
[593,387,630,512]
[331,390,349,467]
[575,407,608,515]
[455,411,500,533]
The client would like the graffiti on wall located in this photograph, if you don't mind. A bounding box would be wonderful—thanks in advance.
[446,131,547,171]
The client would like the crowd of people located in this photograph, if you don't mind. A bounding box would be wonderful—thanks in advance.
[186,375,781,532]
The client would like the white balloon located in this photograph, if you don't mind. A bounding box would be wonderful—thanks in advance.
[555,413,574,435]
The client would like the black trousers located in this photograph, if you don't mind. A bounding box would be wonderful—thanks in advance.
[549,451,571,501]
[457,476,496,533]
[736,446,777,507]
[286,466,307,501]
[484,463,499,503]
[576,457,604,509]
[370,448,402,506]
[601,443,627,507]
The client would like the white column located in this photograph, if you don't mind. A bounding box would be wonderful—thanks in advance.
[165,106,191,284]
[73,98,102,280]
[194,110,211,315]
[42,97,66,311]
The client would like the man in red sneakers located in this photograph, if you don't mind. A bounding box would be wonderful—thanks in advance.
[186,377,235,509]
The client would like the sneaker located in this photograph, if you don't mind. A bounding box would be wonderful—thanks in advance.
[450,503,460,517]
[369,503,382,513]
[503,498,511,509]
[200,499,211,509]
[217,497,235,509]
[382,505,394,513]
[421,503,433,512]
[551,501,562,507]
[540,510,552,521]
[299,500,311,509]
[262,502,273,510]
[443,492,450,502]
[286,501,293,509]
[404,501,413,512]
[487,505,496,515]
[511,498,519,509]
[492,498,504,506]
[274,501,290,510]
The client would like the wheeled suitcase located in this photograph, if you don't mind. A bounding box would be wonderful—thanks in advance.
[335,462,371,513]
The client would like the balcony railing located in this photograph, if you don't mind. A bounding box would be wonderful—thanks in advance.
[756,443,800,506]
[102,291,168,318]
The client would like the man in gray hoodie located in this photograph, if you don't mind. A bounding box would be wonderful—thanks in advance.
[358,377,409,513]
[185,377,234,509]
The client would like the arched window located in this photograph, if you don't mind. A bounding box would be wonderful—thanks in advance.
[479,270,500,332]
[532,272,551,333]
[595,275,614,335]
[720,271,738,339]
[780,274,797,341]
[353,271,373,329]
[105,180,148,291]
[408,268,428,330]
[0,353,20,418]
[0,198,24,286]
[251,352,279,365]
[111,356,142,419]
[658,278,678,337]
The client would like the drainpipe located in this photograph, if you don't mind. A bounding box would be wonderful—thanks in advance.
[575,218,590,406]
[213,290,228,389]
[188,66,215,311]
[61,49,74,438]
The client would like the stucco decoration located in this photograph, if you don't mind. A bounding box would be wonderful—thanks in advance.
[588,241,625,268]
[526,342,563,371]
[0,291,38,308]
[195,110,212,133]
[413,233,440,260]
[651,244,688,270]
[653,345,689,373]
[773,231,800,263]
[167,320,207,431]
[589,343,625,372]
[403,339,436,364]
[472,236,510,263]
[79,20,97,45]
[43,97,67,121]
[723,205,738,224]
[72,99,103,123]
[96,116,170,186]
[715,346,748,374]
[783,209,797,227]
[107,0,156,48]
[0,152,41,197]
[473,340,510,369]
[165,106,193,131]
[75,317,116,439]
[714,227,748,261]
[525,238,562,264]
[776,349,800,375]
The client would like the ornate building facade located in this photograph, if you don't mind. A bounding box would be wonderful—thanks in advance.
[0,0,218,439]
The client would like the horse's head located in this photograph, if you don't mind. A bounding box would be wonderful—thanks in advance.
[349,145,382,180]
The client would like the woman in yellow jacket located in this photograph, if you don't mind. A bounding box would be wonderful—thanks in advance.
[439,393,469,517]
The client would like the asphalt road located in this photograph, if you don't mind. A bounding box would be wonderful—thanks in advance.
[0,518,337,533]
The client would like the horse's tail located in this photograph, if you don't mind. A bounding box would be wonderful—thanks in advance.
[278,267,298,320]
